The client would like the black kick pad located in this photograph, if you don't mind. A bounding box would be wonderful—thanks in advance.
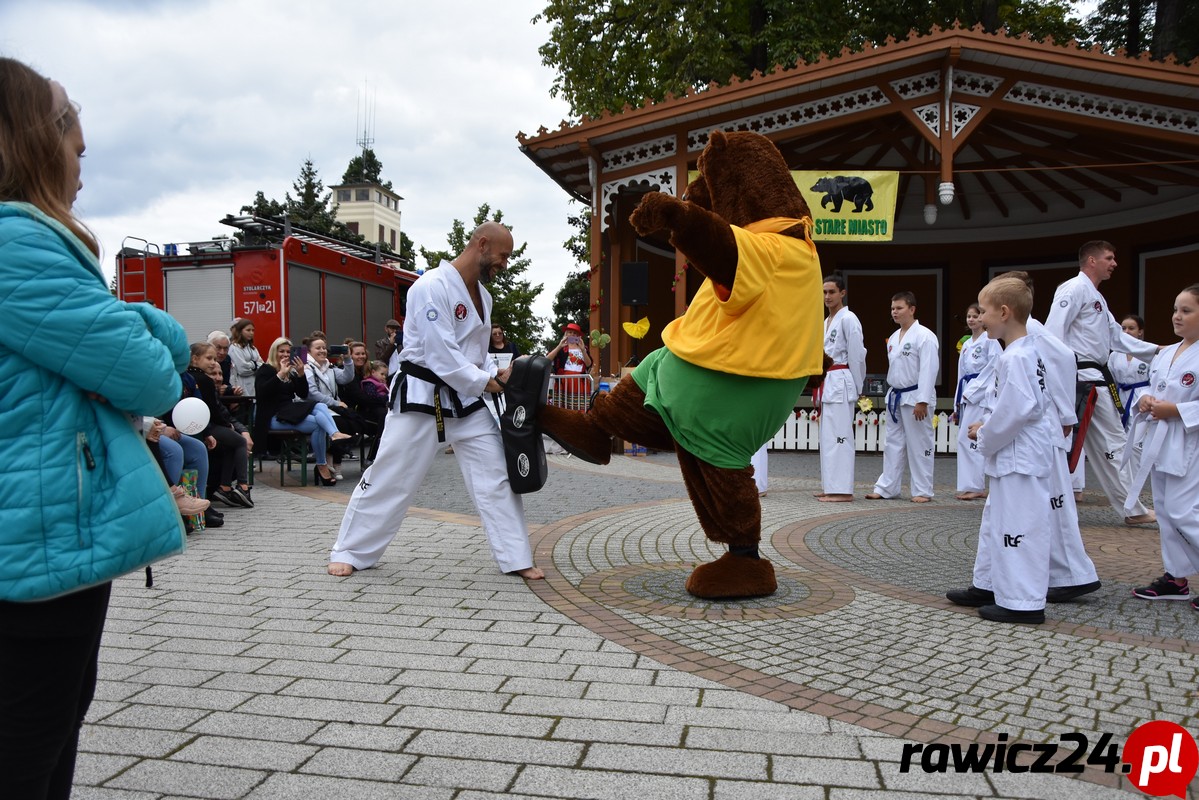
[498,355,552,494]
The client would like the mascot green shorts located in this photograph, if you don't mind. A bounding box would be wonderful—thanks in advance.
[632,348,808,470]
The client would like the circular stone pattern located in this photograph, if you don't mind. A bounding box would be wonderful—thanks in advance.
[578,563,853,621]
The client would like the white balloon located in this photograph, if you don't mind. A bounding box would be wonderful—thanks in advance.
[173,397,210,435]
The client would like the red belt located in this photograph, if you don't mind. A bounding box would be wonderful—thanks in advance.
[813,364,850,411]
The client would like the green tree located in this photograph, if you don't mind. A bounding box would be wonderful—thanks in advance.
[242,159,375,249]
[1082,0,1199,63]
[535,0,1083,118]
[419,204,545,355]
[341,147,394,191]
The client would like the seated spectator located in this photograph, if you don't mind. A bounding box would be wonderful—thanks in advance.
[340,343,389,462]
[363,360,390,398]
[142,417,216,529]
[254,337,350,485]
[306,336,362,480]
[207,330,232,385]
[228,318,263,398]
[182,342,254,508]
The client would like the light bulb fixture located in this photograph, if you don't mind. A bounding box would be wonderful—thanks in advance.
[938,181,955,205]
[923,203,937,225]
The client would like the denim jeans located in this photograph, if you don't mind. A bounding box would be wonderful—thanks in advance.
[271,404,339,465]
[158,433,209,490]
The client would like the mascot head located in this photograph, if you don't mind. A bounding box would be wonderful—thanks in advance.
[687,130,811,229]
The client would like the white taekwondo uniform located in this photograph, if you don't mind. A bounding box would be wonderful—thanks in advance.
[1109,349,1153,479]
[872,320,939,499]
[1124,342,1199,577]
[971,336,1055,611]
[1028,318,1100,590]
[329,262,534,574]
[818,307,866,495]
[1045,272,1158,518]
[954,332,1001,494]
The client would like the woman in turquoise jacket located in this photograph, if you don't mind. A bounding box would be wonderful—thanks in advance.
[0,59,189,799]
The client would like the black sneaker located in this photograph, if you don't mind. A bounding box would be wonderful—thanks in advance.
[979,604,1045,624]
[1131,574,1191,600]
[1046,580,1101,603]
[209,488,240,508]
[230,487,254,508]
[946,585,995,607]
[204,509,225,528]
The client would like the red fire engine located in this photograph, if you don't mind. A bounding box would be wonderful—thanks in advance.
[115,215,419,348]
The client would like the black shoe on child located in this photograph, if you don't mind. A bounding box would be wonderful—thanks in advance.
[204,509,225,528]
[1046,580,1101,603]
[946,585,995,607]
[978,604,1045,624]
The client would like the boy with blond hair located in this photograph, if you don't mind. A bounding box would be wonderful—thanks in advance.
[947,277,1057,624]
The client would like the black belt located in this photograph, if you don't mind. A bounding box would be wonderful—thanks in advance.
[391,360,485,442]
[1075,359,1124,419]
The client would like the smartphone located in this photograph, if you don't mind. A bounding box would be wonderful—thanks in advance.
[328,344,349,356]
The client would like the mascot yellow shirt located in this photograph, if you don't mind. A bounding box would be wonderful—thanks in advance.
[661,217,824,379]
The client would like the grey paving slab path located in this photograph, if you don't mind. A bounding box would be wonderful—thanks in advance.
[72,449,1194,799]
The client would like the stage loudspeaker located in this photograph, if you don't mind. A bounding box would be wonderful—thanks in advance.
[621,261,649,306]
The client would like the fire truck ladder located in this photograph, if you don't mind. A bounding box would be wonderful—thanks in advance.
[220,214,400,266]
[117,236,160,302]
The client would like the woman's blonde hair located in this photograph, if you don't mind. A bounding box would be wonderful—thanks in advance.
[265,337,293,369]
[0,58,98,255]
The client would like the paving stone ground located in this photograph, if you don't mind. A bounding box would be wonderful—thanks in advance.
[74,449,1197,799]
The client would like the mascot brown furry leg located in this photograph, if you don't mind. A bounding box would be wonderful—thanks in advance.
[540,129,825,600]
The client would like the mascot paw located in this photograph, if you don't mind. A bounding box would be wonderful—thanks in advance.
[629,192,684,235]
[684,552,777,599]
[540,405,612,465]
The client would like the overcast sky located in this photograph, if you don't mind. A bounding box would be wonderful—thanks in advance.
[1,0,579,326]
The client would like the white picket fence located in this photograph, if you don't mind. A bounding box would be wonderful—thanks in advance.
[765,410,960,453]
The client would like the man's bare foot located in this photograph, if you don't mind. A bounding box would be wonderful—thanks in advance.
[327,562,355,577]
[865,493,886,500]
[956,491,986,501]
[1074,491,1083,503]
[331,432,352,441]
[818,494,854,503]
[911,496,932,503]
[812,491,828,498]
[513,566,545,580]
[1124,512,1156,526]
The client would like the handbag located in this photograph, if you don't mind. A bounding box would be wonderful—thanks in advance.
[275,398,317,425]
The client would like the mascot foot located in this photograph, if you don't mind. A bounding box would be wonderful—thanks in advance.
[684,552,777,599]
[540,405,612,465]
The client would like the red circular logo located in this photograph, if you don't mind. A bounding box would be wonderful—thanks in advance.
[1182,372,1195,387]
[1123,720,1198,797]
[454,303,468,320]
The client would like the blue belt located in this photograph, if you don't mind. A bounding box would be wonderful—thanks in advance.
[954,372,979,416]
[1118,380,1149,429]
[887,384,919,423]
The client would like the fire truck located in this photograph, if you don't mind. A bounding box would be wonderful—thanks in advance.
[115,215,420,348]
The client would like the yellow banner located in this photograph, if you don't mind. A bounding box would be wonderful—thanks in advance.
[793,170,897,242]
[687,170,898,242]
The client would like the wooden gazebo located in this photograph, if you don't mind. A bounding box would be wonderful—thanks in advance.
[519,24,1199,388]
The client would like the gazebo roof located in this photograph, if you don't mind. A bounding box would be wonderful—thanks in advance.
[518,24,1199,244]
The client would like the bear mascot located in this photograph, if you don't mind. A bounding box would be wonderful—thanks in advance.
[538,129,825,599]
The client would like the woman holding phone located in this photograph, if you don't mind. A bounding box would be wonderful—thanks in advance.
[254,337,350,485]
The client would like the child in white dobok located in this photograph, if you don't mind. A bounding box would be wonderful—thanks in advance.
[814,273,866,502]
[953,303,1001,500]
[1128,284,1199,606]
[867,291,939,502]
[947,277,1057,624]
